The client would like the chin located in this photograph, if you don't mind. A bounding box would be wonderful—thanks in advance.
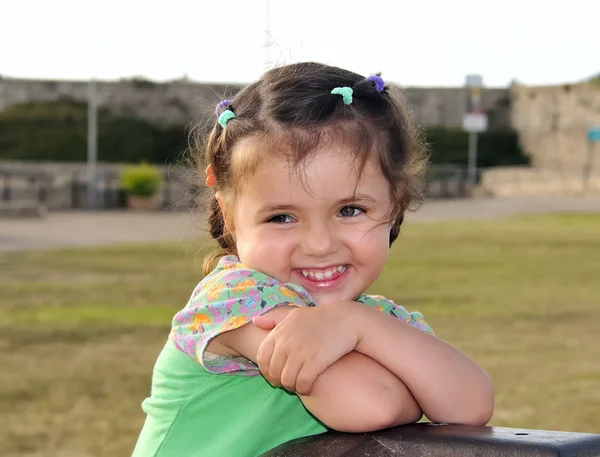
[310,291,354,307]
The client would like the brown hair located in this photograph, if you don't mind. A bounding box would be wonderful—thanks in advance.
[195,62,429,275]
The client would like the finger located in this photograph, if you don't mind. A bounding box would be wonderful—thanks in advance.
[256,335,275,381]
[295,363,320,396]
[280,356,304,393]
[252,308,292,330]
[268,343,289,388]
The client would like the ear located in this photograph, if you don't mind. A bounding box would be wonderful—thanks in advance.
[215,192,235,235]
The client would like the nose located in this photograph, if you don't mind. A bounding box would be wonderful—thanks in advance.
[301,219,337,258]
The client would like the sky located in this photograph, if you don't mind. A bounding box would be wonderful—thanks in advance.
[1,0,598,88]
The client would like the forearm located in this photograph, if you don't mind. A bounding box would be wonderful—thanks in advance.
[216,320,422,432]
[299,351,422,432]
[356,305,494,425]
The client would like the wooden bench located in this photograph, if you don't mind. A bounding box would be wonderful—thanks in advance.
[261,423,600,456]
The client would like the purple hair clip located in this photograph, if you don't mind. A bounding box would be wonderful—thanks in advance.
[215,99,232,117]
[366,75,385,92]
[215,99,236,127]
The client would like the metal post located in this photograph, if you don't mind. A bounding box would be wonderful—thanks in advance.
[468,131,478,185]
[582,140,594,192]
[87,77,98,209]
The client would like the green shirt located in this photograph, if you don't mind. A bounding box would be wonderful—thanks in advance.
[132,342,327,457]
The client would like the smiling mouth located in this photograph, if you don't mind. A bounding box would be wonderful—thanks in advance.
[297,265,348,282]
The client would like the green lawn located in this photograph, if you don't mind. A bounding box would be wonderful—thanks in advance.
[1,213,599,457]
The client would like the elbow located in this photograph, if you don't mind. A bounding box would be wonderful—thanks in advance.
[325,396,422,433]
[455,401,494,427]
[471,387,495,426]
[456,370,495,426]
[470,376,495,426]
[451,379,496,426]
[370,406,423,432]
[427,399,494,427]
[310,403,384,433]
[426,375,495,427]
[373,396,423,430]
[459,402,494,426]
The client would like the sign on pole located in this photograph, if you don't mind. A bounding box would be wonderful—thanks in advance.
[462,113,488,133]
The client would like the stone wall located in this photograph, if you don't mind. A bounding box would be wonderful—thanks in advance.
[511,82,600,174]
[0,76,511,129]
[9,74,599,197]
[0,160,195,211]
[477,82,600,196]
[0,76,241,127]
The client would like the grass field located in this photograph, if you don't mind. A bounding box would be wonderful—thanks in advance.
[1,213,599,457]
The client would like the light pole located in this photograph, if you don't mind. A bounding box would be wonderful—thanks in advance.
[87,41,98,209]
[87,76,98,209]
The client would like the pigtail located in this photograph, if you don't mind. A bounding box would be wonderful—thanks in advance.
[349,74,390,119]
[207,196,226,246]
[202,196,237,276]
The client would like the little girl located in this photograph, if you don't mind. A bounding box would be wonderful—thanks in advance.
[132,62,494,457]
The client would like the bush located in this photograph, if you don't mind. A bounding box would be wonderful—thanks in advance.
[424,127,529,167]
[120,163,162,197]
[0,98,189,164]
[0,99,530,168]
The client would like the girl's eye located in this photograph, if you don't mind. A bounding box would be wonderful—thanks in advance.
[338,206,364,218]
[267,214,295,224]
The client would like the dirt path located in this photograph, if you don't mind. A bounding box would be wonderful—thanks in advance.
[1,196,599,252]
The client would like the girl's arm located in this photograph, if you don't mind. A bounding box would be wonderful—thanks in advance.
[211,317,423,432]
[354,303,494,425]
[299,351,422,432]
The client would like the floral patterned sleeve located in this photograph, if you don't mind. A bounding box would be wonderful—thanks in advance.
[170,256,315,376]
[357,294,434,335]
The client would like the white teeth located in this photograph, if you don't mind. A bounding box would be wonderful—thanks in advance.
[300,265,347,281]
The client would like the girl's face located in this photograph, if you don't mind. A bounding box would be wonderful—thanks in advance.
[230,146,394,306]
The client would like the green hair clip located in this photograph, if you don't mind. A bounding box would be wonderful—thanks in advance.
[218,109,236,128]
[331,87,353,105]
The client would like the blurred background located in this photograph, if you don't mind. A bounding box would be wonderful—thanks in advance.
[0,1,599,456]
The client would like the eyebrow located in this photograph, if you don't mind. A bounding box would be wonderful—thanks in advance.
[256,193,377,215]
[338,193,377,205]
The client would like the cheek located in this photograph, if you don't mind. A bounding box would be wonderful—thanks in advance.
[361,226,391,277]
[346,223,390,254]
[235,226,295,272]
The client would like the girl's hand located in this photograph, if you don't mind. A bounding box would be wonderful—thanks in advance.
[252,302,362,395]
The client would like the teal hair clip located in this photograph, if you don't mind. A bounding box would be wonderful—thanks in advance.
[218,109,236,128]
[331,86,353,105]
